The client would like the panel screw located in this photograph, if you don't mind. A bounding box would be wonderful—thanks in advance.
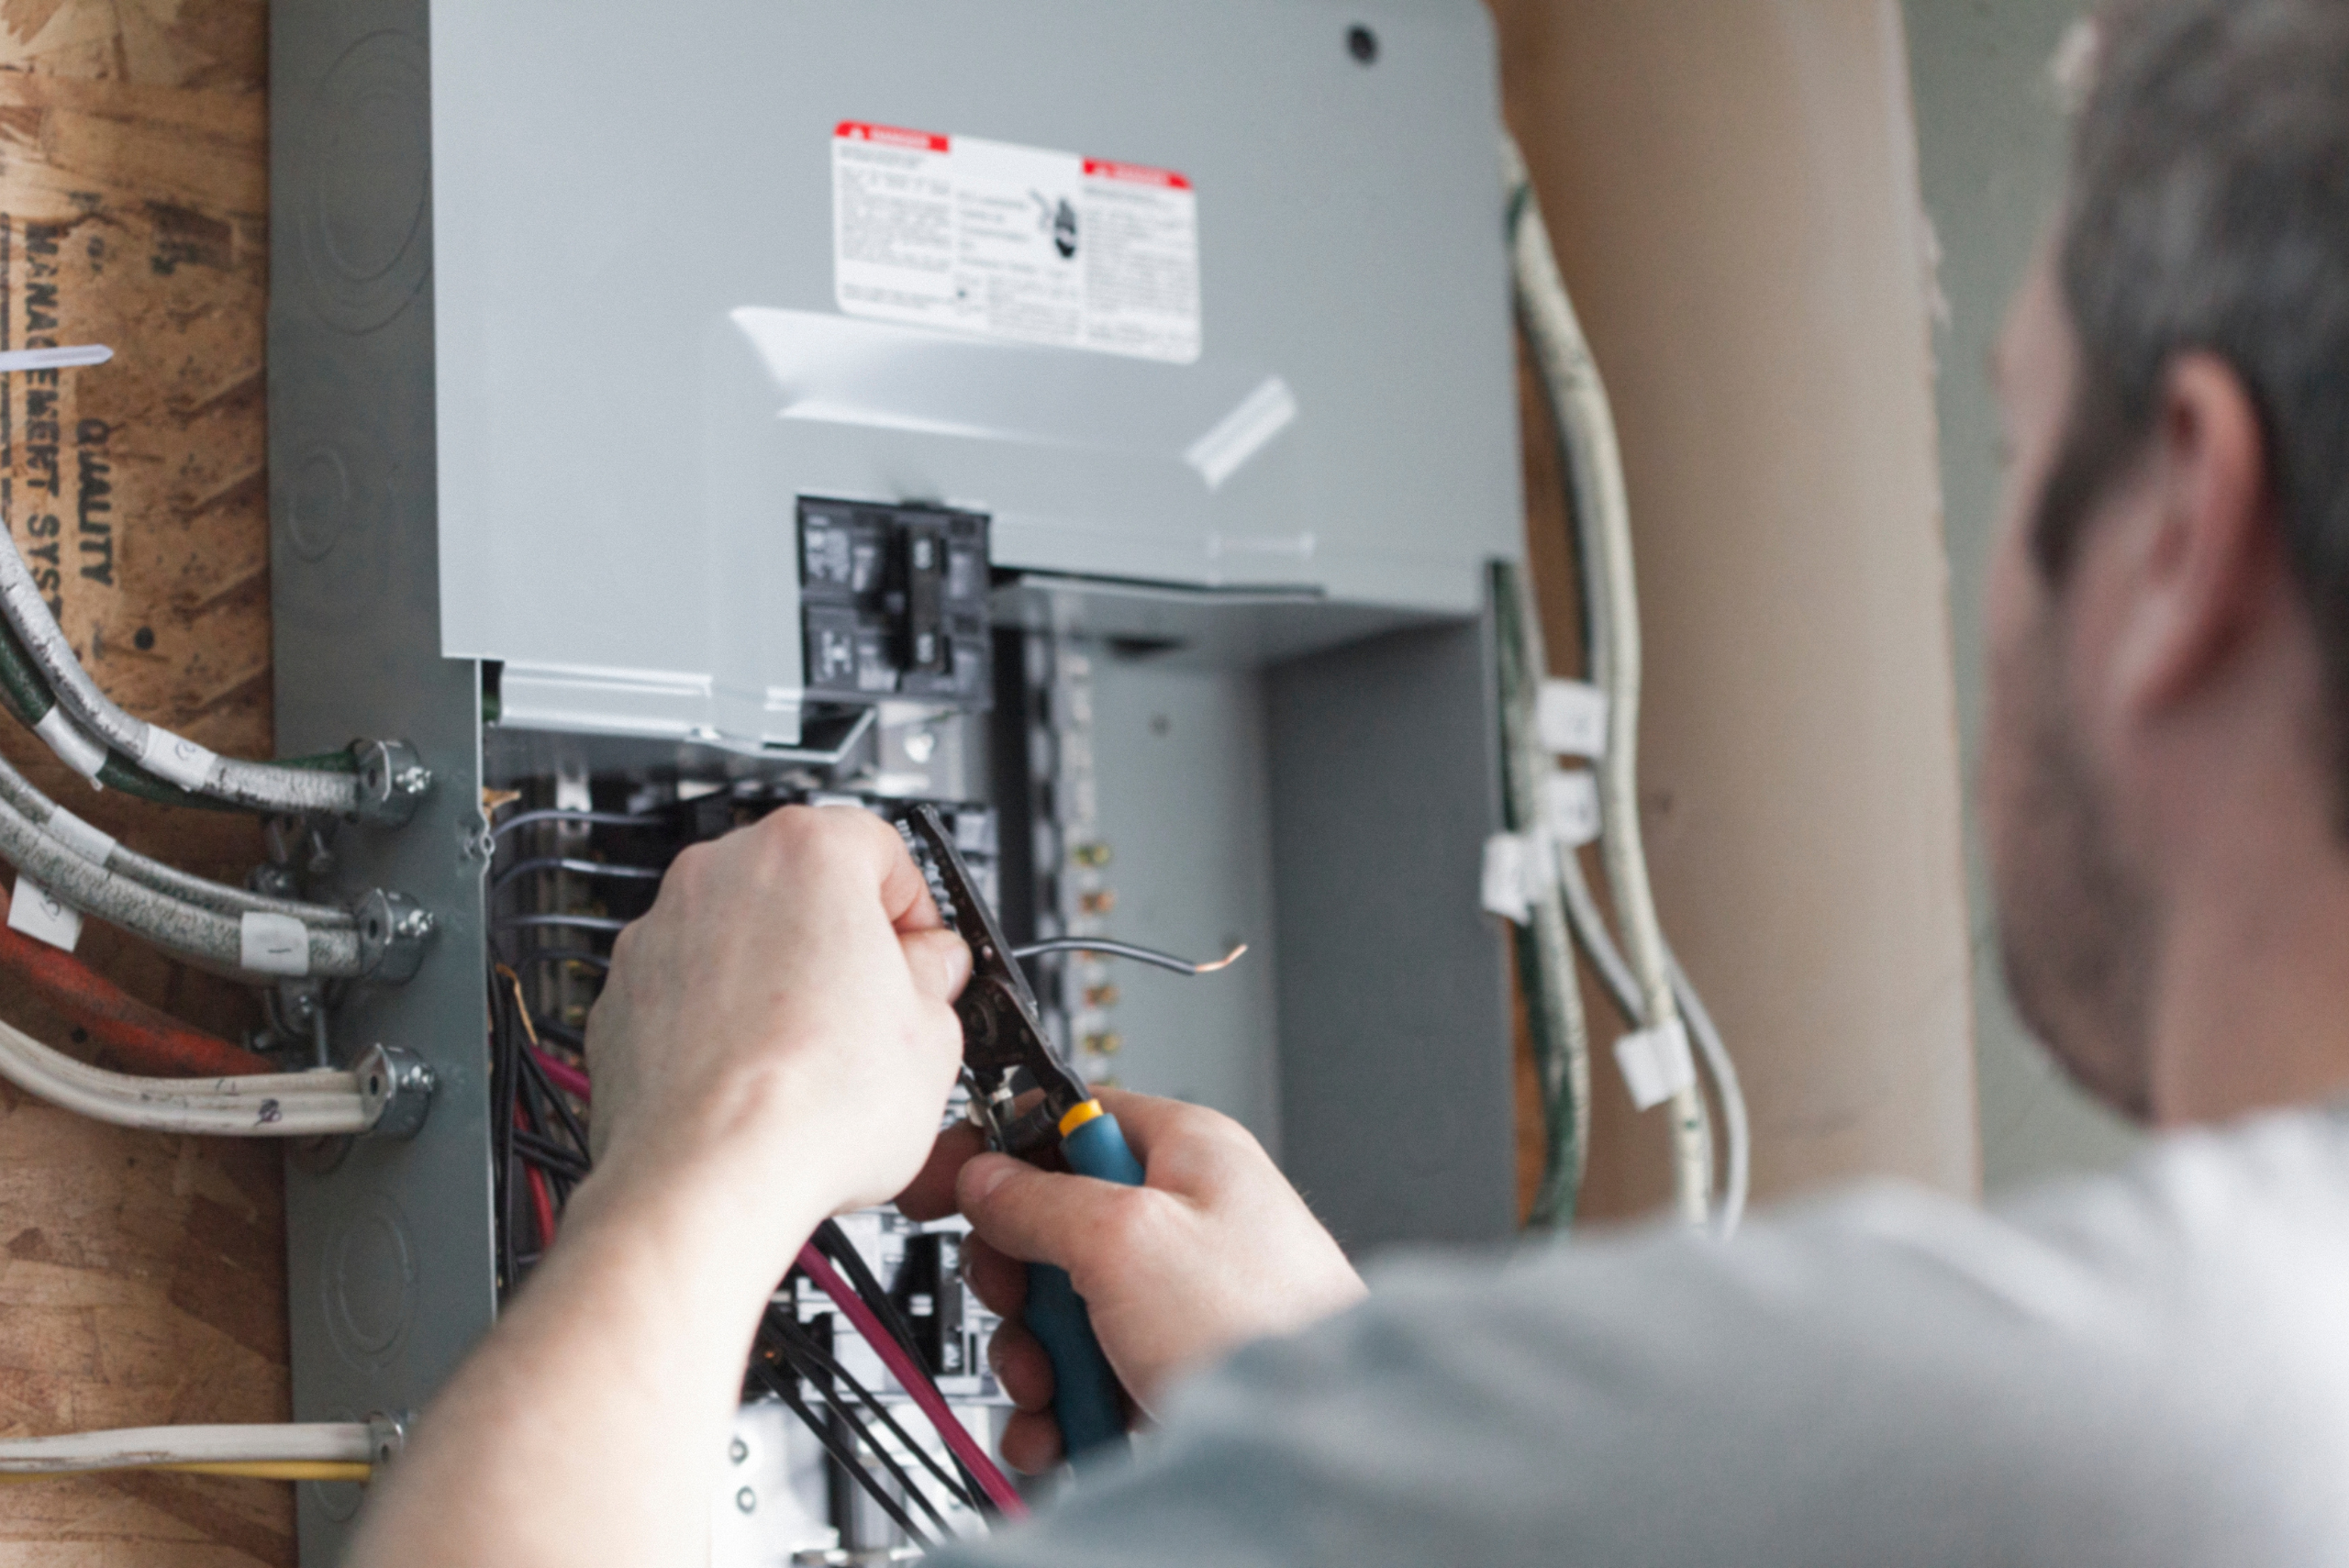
[1348,24,1378,63]
[729,1438,749,1465]
[736,1486,757,1514]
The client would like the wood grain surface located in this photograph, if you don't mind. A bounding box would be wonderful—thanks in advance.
[0,3,293,1563]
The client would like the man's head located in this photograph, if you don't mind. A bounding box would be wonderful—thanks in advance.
[1984,0,2349,1121]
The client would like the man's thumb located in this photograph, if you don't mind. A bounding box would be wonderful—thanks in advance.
[957,1152,1132,1272]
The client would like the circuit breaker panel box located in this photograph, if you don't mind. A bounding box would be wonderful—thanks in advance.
[271,2,1522,1561]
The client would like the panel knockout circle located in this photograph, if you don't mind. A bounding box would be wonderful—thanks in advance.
[299,29,432,334]
[322,1194,418,1373]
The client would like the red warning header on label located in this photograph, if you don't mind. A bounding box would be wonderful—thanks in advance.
[835,121,950,154]
[1084,158,1192,191]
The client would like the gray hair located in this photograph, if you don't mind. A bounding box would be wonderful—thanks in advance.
[2043,0,2349,758]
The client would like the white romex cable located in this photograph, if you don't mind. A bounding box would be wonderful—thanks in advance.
[1506,135,1713,1225]
[0,1017,374,1136]
[0,1423,371,1473]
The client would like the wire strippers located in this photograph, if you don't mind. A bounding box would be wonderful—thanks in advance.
[904,806,1143,1462]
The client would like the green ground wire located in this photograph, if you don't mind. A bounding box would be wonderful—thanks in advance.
[0,615,351,811]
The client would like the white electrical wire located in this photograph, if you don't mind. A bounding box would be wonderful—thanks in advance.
[0,1423,372,1473]
[0,1017,375,1135]
[1506,133,1713,1225]
[1553,844,1751,1236]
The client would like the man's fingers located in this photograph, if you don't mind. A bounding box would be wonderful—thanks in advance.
[895,1123,985,1221]
[985,1320,1054,1414]
[959,1234,1028,1317]
[996,1409,1065,1476]
[899,927,973,1005]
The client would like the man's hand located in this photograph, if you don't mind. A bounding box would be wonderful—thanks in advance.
[351,806,971,1568]
[579,805,972,1261]
[899,1087,1365,1473]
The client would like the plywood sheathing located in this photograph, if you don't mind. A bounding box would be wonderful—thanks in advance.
[0,3,292,1563]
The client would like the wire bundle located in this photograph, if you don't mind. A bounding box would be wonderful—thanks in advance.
[1504,134,1752,1236]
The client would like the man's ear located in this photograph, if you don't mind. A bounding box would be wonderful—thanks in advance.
[2107,352,2277,717]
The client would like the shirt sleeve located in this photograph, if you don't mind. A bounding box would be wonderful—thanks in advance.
[930,1162,2349,1568]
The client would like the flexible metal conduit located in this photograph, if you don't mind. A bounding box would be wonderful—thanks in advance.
[0,529,359,817]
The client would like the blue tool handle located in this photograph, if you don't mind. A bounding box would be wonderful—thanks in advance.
[1025,1106,1144,1463]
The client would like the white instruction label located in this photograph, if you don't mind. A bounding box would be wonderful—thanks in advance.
[9,875,80,951]
[832,121,1201,363]
[1615,1020,1696,1111]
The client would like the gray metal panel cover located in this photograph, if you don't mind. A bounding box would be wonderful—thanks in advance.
[428,0,1519,742]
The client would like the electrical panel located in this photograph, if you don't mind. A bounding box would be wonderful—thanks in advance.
[270,1,1522,1561]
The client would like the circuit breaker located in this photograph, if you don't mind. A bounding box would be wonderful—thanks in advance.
[270,2,1522,1561]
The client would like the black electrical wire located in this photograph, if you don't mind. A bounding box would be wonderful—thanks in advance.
[495,913,629,936]
[813,1220,930,1368]
[514,1037,592,1161]
[747,1351,934,1548]
[808,1218,993,1511]
[491,808,664,843]
[491,857,667,898]
[517,950,611,973]
[765,1307,976,1514]
[490,975,523,1298]
[764,1322,959,1540]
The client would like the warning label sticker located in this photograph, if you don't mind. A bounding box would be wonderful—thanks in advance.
[831,121,1201,364]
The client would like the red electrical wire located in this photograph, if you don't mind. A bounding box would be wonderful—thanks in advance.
[529,1046,590,1102]
[522,1157,559,1251]
[0,888,272,1076]
[796,1242,1027,1518]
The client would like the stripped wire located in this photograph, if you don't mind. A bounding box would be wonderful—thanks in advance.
[1010,938,1246,976]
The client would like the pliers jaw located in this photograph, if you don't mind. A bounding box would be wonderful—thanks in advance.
[903,806,1091,1159]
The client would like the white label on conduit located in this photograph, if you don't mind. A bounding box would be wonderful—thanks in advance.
[9,875,80,951]
[138,728,217,792]
[832,121,1201,363]
[1537,680,1610,759]
[1479,831,1554,925]
[43,807,116,866]
[239,911,309,976]
[1542,769,1602,848]
[33,707,106,784]
[1615,1019,1696,1111]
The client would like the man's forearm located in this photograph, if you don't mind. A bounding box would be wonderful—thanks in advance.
[348,1161,822,1568]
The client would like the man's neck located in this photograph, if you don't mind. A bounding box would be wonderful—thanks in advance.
[2145,803,2349,1127]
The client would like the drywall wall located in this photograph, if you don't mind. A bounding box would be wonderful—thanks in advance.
[1491,0,1982,1216]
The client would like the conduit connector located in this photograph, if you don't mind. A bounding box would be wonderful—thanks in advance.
[364,1411,409,1468]
[356,889,435,983]
[355,1044,435,1140]
[351,740,433,828]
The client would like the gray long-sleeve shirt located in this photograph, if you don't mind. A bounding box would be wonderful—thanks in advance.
[941,1104,2349,1565]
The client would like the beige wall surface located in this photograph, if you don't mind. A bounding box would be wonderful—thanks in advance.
[1491,0,1981,1215]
